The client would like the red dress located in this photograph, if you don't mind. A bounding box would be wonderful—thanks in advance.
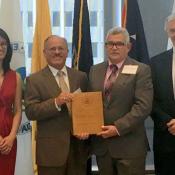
[0,70,17,175]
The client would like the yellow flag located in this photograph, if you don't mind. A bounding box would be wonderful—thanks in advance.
[31,1,51,175]
[31,0,51,73]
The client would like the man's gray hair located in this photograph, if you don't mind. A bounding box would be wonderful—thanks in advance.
[106,26,130,44]
[164,13,175,31]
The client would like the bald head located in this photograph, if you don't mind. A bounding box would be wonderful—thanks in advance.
[44,35,68,50]
[43,35,69,70]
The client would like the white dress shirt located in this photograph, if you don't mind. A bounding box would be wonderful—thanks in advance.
[48,65,70,111]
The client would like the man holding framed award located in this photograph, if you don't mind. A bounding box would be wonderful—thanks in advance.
[88,27,153,175]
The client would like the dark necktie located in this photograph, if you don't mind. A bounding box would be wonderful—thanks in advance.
[104,64,118,101]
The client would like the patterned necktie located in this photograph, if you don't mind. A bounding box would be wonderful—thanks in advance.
[57,71,69,93]
[104,64,118,101]
[57,71,71,113]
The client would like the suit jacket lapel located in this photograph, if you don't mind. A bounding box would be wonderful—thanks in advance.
[109,58,131,104]
[100,62,108,90]
[99,62,109,106]
[163,50,174,98]
[67,67,74,92]
[42,66,62,96]
[67,67,82,93]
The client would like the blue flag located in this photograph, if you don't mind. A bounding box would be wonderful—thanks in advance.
[72,0,93,74]
[122,0,149,64]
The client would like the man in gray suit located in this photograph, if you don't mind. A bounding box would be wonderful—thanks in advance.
[25,35,89,175]
[89,27,153,175]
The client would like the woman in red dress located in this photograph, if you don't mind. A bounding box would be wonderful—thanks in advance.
[0,28,22,175]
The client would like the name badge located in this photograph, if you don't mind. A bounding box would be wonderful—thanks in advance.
[121,65,138,74]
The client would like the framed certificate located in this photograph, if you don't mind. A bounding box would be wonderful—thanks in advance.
[72,92,104,135]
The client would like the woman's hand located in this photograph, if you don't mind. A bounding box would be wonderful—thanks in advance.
[0,135,15,155]
[0,135,3,145]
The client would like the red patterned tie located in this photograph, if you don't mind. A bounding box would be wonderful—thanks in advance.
[104,64,118,101]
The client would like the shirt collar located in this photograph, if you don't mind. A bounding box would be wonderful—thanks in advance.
[48,65,67,77]
[108,59,125,69]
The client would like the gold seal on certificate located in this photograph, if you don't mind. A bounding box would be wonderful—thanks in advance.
[72,92,104,135]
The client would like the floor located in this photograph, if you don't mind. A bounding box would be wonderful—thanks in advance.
[91,171,155,175]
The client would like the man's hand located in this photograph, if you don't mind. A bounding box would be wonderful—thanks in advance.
[167,119,175,135]
[74,133,89,140]
[97,125,119,138]
[55,92,73,106]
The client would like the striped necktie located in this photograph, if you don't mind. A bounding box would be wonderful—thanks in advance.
[57,71,71,113]
[57,71,69,93]
[104,64,118,101]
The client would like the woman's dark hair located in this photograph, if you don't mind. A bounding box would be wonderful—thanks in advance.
[0,28,12,73]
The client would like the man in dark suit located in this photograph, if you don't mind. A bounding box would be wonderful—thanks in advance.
[151,13,175,175]
[88,26,153,175]
[24,35,89,175]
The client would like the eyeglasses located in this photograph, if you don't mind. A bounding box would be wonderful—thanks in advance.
[0,42,7,49]
[105,41,126,49]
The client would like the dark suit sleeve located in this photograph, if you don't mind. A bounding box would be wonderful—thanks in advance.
[87,67,93,91]
[114,64,153,136]
[150,60,172,130]
[79,72,88,92]
[24,76,59,121]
